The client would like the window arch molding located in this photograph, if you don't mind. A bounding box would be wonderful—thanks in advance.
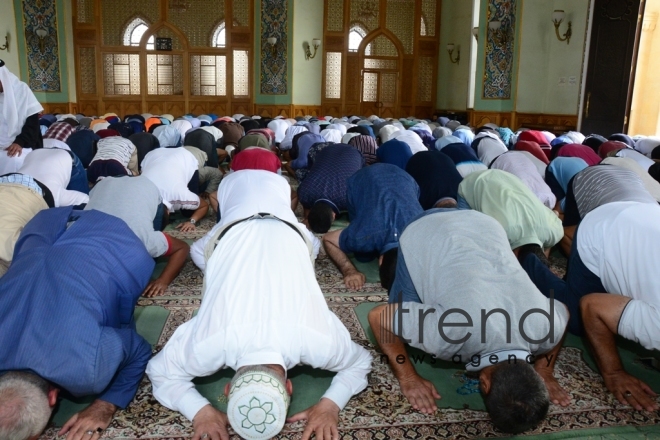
[349,22,370,54]
[122,16,154,50]
[210,20,227,48]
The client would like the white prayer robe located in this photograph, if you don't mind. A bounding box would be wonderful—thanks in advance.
[191,170,319,271]
[146,217,372,421]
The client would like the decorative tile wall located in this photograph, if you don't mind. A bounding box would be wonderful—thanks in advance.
[21,0,61,92]
[386,0,415,54]
[101,0,160,46]
[483,0,516,99]
[260,0,288,95]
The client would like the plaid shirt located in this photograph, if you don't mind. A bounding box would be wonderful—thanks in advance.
[44,122,74,142]
[0,173,44,197]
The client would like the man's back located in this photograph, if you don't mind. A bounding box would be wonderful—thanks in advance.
[342,164,422,254]
[297,144,364,210]
[0,207,154,398]
[85,176,169,258]
[394,210,568,360]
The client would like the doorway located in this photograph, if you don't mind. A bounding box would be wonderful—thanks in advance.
[361,69,399,118]
[629,0,660,136]
[581,0,645,135]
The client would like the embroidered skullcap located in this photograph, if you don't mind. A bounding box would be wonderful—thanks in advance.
[227,366,290,440]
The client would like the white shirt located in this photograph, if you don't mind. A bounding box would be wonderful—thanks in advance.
[43,138,71,151]
[616,148,655,171]
[577,202,660,350]
[146,217,371,422]
[395,131,427,155]
[90,136,136,170]
[191,170,319,271]
[18,148,89,207]
[141,147,200,212]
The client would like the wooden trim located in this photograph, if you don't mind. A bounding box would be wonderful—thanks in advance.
[433,110,579,133]
[72,0,254,117]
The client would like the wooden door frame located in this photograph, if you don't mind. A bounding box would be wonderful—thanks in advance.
[357,30,404,116]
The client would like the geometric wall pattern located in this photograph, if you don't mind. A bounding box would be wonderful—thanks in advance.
[21,0,61,92]
[260,0,288,95]
[483,0,517,99]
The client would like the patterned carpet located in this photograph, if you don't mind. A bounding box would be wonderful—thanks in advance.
[40,194,660,439]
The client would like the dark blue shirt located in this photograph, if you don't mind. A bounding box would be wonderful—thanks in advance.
[405,151,463,210]
[441,142,481,165]
[0,207,155,408]
[376,139,413,170]
[340,163,423,255]
[297,144,365,210]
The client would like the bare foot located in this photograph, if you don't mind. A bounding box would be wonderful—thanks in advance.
[398,375,441,414]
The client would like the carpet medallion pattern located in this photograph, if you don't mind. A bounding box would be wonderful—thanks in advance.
[39,207,660,439]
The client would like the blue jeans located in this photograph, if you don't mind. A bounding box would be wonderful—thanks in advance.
[521,226,605,336]
[153,203,167,232]
[66,152,89,194]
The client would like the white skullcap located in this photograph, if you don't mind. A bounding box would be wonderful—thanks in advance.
[227,367,290,440]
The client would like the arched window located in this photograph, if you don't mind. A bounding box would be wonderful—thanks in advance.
[123,17,154,50]
[211,21,226,48]
[420,15,427,37]
[348,23,371,55]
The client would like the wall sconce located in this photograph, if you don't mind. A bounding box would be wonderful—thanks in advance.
[552,10,572,45]
[446,44,460,64]
[472,27,479,42]
[304,38,321,60]
[266,37,277,57]
[35,28,49,53]
[0,33,9,51]
[488,19,508,46]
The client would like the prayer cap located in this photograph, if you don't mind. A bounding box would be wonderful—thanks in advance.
[161,114,175,123]
[227,367,290,440]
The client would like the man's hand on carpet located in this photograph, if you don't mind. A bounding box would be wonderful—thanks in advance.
[192,405,230,440]
[5,143,22,157]
[399,374,441,414]
[603,370,658,411]
[287,397,340,440]
[59,399,116,440]
[177,222,197,232]
[538,371,571,407]
[143,278,169,297]
[343,270,365,291]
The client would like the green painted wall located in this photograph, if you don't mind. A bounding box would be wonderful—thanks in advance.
[472,0,523,113]
[254,0,295,105]
[436,0,474,111]
[13,0,75,103]
[436,0,590,116]
[291,0,323,106]
[516,0,589,115]
[0,0,21,74]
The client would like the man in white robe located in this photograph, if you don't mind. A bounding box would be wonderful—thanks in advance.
[148,170,370,440]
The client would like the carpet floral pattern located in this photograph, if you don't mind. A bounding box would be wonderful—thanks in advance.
[39,206,660,439]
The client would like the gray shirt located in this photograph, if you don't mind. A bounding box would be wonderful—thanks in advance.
[393,210,568,370]
[573,165,656,219]
[85,176,169,258]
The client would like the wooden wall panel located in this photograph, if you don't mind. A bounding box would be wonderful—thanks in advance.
[292,106,322,117]
[41,103,75,114]
[232,102,253,116]
[255,105,291,118]
[322,103,343,117]
[516,113,578,131]
[77,101,98,116]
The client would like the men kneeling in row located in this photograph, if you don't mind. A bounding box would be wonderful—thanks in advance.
[0,168,657,440]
